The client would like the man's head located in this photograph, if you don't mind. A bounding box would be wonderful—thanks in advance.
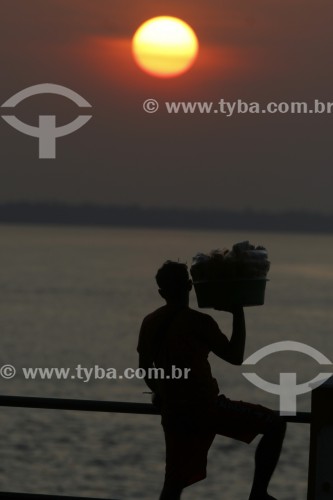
[155,261,192,304]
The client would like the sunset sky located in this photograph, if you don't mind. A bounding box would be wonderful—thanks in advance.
[1,0,332,213]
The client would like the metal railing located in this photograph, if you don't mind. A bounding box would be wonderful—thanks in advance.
[0,395,311,499]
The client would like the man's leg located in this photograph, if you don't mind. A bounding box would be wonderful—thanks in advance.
[159,480,183,500]
[248,417,286,500]
[160,420,213,500]
[160,427,184,500]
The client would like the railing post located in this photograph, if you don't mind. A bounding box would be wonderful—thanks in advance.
[307,376,333,499]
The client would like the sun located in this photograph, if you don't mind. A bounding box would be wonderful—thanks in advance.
[132,16,199,78]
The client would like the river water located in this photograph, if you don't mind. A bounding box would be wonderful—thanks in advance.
[0,224,332,499]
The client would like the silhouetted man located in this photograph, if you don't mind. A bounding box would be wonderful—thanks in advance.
[137,261,286,500]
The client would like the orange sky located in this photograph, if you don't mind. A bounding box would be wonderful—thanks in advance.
[1,0,333,212]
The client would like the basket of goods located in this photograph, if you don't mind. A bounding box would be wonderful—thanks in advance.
[190,241,270,310]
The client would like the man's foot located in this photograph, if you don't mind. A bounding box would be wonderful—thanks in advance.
[249,495,277,500]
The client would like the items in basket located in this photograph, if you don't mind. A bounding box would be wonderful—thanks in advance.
[190,241,270,309]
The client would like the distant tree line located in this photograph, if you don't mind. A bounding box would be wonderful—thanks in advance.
[0,202,332,234]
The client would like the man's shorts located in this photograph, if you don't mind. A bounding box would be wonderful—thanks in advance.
[162,394,282,488]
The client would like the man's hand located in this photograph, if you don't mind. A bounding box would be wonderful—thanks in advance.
[139,353,159,393]
[214,303,243,313]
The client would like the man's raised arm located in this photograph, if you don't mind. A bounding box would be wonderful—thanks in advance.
[207,306,246,365]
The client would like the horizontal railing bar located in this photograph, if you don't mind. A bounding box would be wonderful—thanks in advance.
[0,395,159,415]
[0,395,310,423]
[282,412,310,424]
[0,493,118,499]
